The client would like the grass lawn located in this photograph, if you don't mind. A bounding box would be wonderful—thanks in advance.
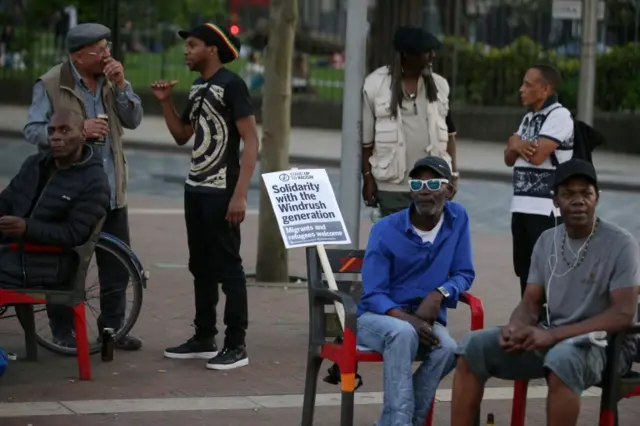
[1,39,345,101]
[124,47,345,100]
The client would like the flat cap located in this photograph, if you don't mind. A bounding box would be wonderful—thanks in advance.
[393,25,442,53]
[66,23,111,53]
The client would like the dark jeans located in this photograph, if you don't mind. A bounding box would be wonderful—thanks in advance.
[511,212,560,296]
[184,190,248,349]
[48,207,131,337]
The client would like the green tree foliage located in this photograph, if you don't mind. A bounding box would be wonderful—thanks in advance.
[434,36,640,112]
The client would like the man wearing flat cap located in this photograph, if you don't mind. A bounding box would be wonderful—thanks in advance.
[362,25,459,219]
[151,23,259,371]
[23,22,144,351]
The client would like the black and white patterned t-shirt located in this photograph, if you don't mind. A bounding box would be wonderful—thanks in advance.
[181,67,253,194]
[511,101,574,216]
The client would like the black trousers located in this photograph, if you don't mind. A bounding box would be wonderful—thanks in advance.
[48,207,131,336]
[511,212,560,296]
[184,190,248,349]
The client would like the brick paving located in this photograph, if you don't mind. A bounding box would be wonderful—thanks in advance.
[0,192,639,425]
[2,399,639,426]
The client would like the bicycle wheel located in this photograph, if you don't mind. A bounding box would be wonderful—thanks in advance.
[34,234,146,356]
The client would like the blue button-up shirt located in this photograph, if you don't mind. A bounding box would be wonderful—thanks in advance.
[358,202,475,326]
[23,62,143,209]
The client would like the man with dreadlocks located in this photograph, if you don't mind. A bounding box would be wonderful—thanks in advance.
[361,25,458,218]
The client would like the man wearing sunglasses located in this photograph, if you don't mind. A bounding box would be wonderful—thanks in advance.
[357,156,475,426]
[22,23,144,351]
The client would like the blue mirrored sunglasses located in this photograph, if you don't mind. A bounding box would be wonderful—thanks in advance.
[408,178,449,192]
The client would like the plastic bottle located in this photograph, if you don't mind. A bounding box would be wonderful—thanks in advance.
[101,328,115,362]
[370,207,382,223]
[486,413,495,425]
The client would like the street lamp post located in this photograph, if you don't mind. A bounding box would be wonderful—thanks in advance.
[577,0,598,125]
[106,0,123,63]
[338,0,369,249]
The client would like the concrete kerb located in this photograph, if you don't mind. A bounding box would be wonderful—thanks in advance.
[2,128,638,193]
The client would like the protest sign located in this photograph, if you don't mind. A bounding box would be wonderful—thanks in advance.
[261,169,351,249]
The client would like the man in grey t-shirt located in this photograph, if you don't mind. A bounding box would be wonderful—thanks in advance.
[449,159,640,426]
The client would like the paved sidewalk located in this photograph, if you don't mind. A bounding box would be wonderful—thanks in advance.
[1,105,640,191]
[0,193,638,425]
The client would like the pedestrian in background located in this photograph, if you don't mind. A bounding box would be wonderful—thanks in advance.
[23,23,144,351]
[504,64,574,296]
[150,23,259,371]
[361,25,459,219]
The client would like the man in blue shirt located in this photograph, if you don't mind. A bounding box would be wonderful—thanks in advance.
[358,156,475,426]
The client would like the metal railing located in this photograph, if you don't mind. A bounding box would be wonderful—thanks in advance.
[0,0,638,111]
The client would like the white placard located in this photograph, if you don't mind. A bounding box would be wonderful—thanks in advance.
[261,169,351,249]
[552,0,605,21]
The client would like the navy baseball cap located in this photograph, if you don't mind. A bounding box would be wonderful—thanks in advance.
[553,158,598,190]
[409,156,452,180]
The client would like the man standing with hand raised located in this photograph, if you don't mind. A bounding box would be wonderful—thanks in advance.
[23,23,144,350]
[150,23,259,371]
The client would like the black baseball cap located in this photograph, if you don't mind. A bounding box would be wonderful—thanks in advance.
[553,158,598,190]
[409,156,452,180]
[178,23,241,64]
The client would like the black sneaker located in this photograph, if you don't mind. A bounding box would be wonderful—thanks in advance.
[53,336,76,349]
[115,335,143,351]
[206,346,249,370]
[164,336,218,360]
[96,333,143,351]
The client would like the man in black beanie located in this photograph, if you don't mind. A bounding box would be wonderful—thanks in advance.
[150,23,259,371]
[361,25,459,218]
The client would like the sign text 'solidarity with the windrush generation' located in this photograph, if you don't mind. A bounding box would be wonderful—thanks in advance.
[271,182,336,224]
[261,169,351,249]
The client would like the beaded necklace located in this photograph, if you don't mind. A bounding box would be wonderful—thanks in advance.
[560,218,600,269]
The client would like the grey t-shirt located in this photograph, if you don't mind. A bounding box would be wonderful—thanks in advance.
[529,219,640,365]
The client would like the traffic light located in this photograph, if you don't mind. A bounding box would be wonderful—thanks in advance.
[230,12,241,35]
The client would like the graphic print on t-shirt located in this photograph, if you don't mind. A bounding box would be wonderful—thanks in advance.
[519,114,544,142]
[182,68,254,193]
[181,68,253,194]
[510,102,574,216]
[185,81,230,190]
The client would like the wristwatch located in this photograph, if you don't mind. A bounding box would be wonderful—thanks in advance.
[437,286,450,298]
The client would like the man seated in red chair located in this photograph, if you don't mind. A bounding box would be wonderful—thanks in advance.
[358,156,475,426]
[451,159,640,426]
[0,109,110,346]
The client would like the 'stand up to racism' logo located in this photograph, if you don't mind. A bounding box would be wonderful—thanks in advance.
[290,171,312,180]
[278,171,312,182]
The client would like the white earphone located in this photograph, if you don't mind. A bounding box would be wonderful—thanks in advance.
[545,209,606,348]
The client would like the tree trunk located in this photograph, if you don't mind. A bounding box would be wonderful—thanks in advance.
[255,0,298,283]
[367,0,425,73]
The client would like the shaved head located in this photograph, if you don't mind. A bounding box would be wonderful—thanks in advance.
[51,109,85,130]
[47,109,86,161]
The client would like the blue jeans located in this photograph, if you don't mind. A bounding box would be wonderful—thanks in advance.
[357,312,457,426]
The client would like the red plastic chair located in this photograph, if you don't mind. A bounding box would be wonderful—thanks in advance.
[510,306,640,426]
[301,247,485,426]
[0,222,103,380]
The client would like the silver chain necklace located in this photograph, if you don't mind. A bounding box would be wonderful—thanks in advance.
[561,218,600,269]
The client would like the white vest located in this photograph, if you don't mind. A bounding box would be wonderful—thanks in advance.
[363,66,452,185]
